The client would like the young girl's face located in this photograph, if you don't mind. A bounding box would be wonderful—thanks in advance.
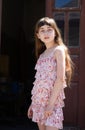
[37,25,55,45]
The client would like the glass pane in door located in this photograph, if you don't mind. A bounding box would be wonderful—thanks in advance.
[53,12,65,40]
[55,0,79,8]
[68,12,80,46]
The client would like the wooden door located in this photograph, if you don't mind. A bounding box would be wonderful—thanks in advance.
[46,0,81,127]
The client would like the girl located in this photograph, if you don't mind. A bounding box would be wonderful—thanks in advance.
[27,17,74,130]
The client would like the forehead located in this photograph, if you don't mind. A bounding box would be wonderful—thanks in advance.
[39,25,52,30]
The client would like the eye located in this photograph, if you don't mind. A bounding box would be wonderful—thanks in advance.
[40,29,45,33]
[47,28,53,32]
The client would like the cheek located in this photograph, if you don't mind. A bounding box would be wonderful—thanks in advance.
[53,31,56,36]
[37,33,44,40]
[50,32,55,38]
[38,34,44,40]
[36,33,40,39]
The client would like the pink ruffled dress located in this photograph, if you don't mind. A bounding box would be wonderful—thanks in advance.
[31,46,67,129]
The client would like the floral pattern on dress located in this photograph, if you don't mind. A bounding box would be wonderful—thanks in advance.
[31,47,67,129]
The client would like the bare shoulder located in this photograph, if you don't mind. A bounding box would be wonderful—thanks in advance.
[55,45,65,57]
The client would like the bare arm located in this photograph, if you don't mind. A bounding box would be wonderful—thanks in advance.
[48,46,66,106]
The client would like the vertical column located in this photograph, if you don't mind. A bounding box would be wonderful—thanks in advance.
[45,0,53,17]
[0,0,2,51]
[78,0,85,128]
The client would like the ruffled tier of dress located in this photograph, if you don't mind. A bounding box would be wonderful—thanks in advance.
[31,48,67,129]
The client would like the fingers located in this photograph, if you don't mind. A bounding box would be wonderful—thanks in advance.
[44,111,52,118]
[28,112,33,119]
[27,108,33,119]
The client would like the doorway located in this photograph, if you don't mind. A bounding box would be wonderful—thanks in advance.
[0,0,45,119]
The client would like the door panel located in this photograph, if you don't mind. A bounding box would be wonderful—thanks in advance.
[63,47,80,125]
[46,0,80,126]
[63,82,78,125]
[53,12,80,126]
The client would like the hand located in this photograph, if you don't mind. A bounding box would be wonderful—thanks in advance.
[27,105,33,119]
[44,105,53,118]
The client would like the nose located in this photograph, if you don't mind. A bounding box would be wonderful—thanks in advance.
[44,30,49,35]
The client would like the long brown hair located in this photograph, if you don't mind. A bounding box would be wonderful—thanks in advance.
[34,17,74,86]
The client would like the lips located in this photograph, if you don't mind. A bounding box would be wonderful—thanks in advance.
[44,37,49,39]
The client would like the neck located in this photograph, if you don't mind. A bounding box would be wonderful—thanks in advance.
[46,44,57,49]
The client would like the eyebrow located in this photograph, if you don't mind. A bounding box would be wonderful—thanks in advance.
[39,26,52,30]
